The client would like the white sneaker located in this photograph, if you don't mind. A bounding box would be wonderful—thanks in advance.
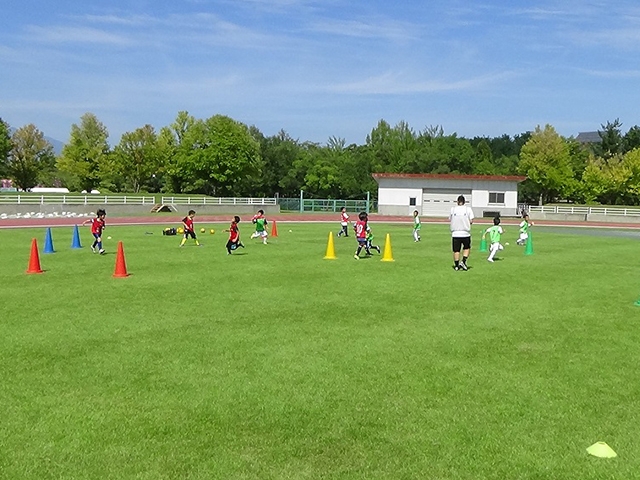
[487,258,494,262]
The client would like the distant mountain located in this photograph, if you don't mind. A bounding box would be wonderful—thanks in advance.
[8,127,65,155]
[46,136,65,155]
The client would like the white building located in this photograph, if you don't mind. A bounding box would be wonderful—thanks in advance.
[372,173,526,217]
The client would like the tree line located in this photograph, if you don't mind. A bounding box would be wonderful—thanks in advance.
[1,112,640,205]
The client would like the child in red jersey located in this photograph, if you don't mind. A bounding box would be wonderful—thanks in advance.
[337,207,349,237]
[180,210,201,247]
[224,216,245,254]
[353,211,371,259]
[82,208,106,254]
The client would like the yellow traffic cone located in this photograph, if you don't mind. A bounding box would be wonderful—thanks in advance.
[381,233,394,262]
[324,232,337,259]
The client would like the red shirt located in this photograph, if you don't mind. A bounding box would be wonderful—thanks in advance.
[91,218,105,235]
[182,216,194,232]
[228,222,239,242]
[355,220,368,239]
[341,212,349,223]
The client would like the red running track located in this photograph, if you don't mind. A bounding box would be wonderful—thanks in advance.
[1,214,640,230]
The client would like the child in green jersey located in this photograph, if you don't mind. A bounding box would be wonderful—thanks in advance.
[365,226,381,255]
[516,213,533,246]
[250,209,269,244]
[485,216,504,262]
[412,210,421,242]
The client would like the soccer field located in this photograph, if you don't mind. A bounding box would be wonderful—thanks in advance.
[1,222,638,479]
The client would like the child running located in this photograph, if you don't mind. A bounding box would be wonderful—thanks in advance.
[224,216,245,254]
[337,207,349,237]
[516,213,533,246]
[353,211,371,259]
[250,209,268,244]
[180,210,201,247]
[366,226,381,255]
[412,210,421,242]
[82,208,106,254]
[484,216,505,262]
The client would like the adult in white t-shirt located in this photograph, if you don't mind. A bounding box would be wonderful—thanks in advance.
[449,195,474,271]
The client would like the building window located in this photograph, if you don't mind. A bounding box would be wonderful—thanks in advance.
[409,197,417,206]
[489,192,505,204]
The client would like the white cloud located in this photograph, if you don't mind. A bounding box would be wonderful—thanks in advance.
[325,70,518,95]
[25,25,133,46]
[308,17,417,42]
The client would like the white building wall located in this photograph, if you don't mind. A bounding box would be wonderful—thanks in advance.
[377,177,522,217]
[377,185,423,216]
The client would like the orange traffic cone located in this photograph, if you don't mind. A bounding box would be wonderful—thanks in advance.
[113,241,130,278]
[271,220,278,237]
[26,238,44,274]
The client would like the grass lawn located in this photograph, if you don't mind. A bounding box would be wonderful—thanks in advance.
[1,222,639,479]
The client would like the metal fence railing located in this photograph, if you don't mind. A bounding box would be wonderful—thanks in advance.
[0,195,155,205]
[161,197,277,206]
[528,205,640,217]
[278,198,377,213]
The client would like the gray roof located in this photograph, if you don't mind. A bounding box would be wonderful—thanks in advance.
[576,131,601,143]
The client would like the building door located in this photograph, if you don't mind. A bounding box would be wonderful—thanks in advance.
[422,189,472,217]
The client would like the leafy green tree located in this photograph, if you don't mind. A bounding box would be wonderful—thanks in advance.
[160,111,197,193]
[179,115,261,196]
[598,118,624,159]
[255,129,302,197]
[623,125,640,153]
[519,125,573,204]
[473,139,496,174]
[57,113,110,191]
[113,125,162,193]
[0,118,12,178]
[6,124,55,190]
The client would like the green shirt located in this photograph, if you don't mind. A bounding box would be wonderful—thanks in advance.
[487,225,503,243]
[255,218,267,232]
[519,220,530,234]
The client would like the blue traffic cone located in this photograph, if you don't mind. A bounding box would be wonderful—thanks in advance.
[71,225,82,249]
[43,227,55,254]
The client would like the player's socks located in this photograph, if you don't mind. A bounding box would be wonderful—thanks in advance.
[462,255,468,265]
[454,260,459,268]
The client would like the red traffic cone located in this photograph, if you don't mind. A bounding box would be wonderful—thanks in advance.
[271,220,278,238]
[113,241,130,278]
[26,238,44,274]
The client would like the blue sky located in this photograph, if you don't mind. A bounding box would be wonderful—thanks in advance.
[2,0,640,146]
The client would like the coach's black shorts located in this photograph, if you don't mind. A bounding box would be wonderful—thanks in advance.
[184,230,197,239]
[452,236,471,253]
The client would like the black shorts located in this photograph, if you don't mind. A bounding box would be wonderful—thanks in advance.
[184,230,196,239]
[452,236,471,253]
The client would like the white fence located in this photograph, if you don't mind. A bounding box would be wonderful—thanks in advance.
[161,197,277,206]
[0,195,155,205]
[529,205,640,217]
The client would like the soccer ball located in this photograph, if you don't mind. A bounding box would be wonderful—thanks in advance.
[107,236,112,240]
[210,229,215,234]
[177,227,184,234]
[505,242,509,246]
[200,228,205,233]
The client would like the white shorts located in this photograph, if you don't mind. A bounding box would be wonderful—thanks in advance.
[257,230,268,237]
[519,232,528,241]
[490,242,504,252]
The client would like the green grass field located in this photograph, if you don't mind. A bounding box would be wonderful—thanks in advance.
[1,222,639,479]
